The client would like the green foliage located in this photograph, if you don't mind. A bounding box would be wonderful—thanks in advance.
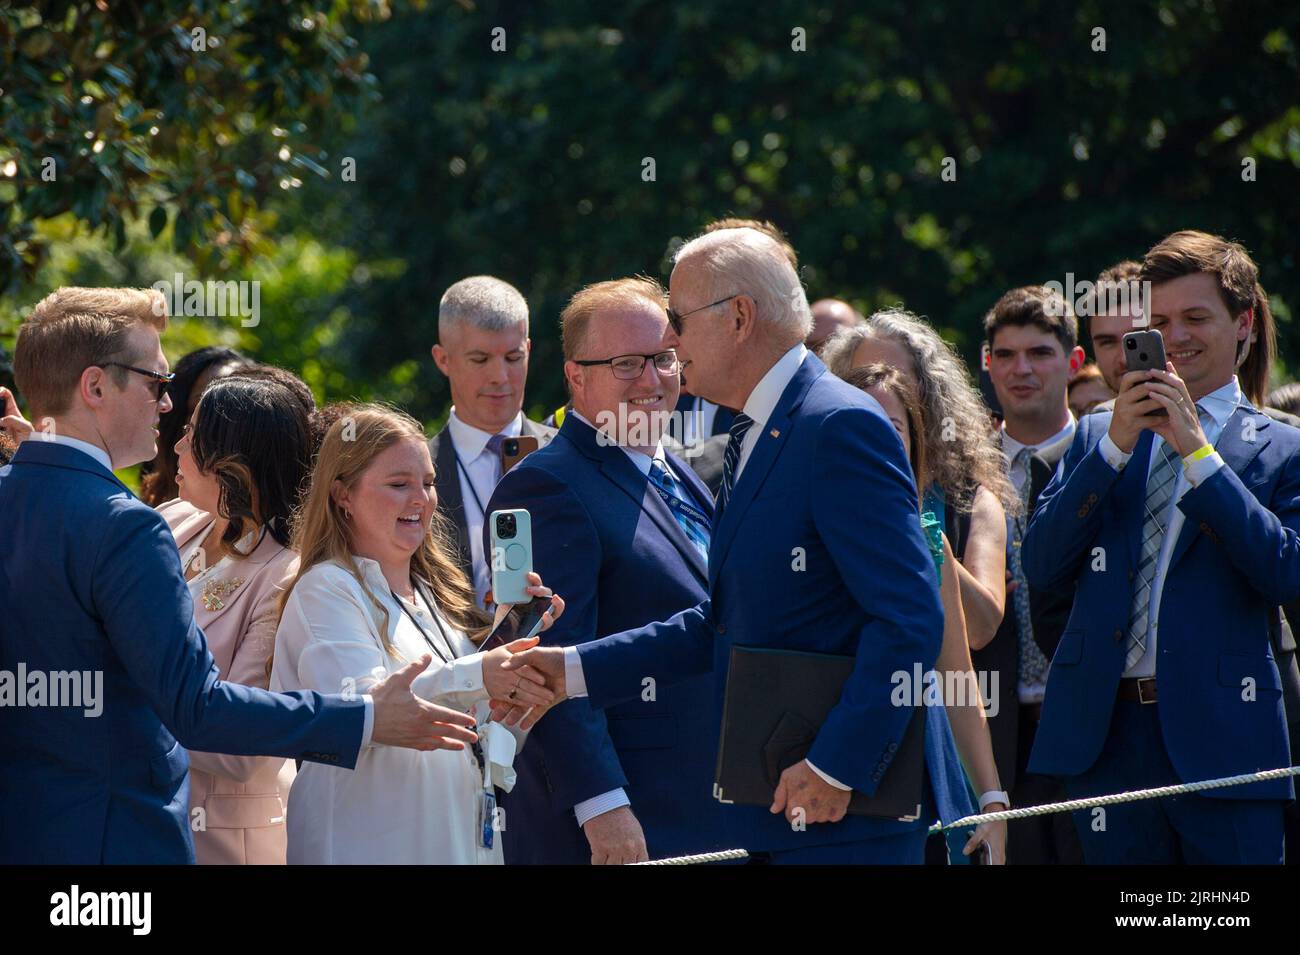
[3,1,1299,425]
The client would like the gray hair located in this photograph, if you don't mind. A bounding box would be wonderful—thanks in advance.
[673,228,812,342]
[824,308,1017,515]
[438,276,529,339]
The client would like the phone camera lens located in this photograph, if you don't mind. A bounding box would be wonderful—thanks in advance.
[504,439,519,456]
[1126,339,1136,349]
[496,514,516,538]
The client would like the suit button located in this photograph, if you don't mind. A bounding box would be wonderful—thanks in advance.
[716,623,727,635]
[1086,493,1098,504]
[1113,629,1124,643]
[886,742,898,753]
[1076,506,1090,518]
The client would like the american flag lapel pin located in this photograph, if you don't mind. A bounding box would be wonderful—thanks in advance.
[769,428,780,438]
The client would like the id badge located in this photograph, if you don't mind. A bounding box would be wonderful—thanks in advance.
[479,790,497,850]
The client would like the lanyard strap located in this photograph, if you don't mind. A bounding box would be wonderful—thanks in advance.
[391,580,457,664]
[452,446,490,523]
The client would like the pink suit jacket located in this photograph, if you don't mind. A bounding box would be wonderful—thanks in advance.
[160,498,299,865]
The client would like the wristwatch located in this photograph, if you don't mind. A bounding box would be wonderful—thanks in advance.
[978,790,1011,811]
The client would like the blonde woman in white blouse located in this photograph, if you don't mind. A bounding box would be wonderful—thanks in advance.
[272,404,563,864]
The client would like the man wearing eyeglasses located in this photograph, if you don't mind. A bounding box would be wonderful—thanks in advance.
[0,286,481,863]
[502,228,966,864]
[485,277,724,864]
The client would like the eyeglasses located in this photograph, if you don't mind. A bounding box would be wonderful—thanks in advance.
[667,294,739,335]
[573,350,681,380]
[102,362,176,401]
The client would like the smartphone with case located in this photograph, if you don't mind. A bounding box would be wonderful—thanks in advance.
[1123,329,1168,417]
[489,508,533,606]
[500,436,539,474]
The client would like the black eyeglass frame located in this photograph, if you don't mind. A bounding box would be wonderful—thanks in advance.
[100,362,176,401]
[572,350,681,380]
[666,294,740,335]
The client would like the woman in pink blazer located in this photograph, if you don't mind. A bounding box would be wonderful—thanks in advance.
[157,370,317,865]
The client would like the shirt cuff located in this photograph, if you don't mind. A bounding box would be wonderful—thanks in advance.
[563,646,589,698]
[574,788,631,827]
[805,759,852,791]
[1098,432,1132,471]
[360,694,375,747]
[1183,450,1225,488]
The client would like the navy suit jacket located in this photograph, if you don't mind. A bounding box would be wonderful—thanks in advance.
[486,415,724,862]
[575,354,964,854]
[1022,406,1299,801]
[0,441,366,863]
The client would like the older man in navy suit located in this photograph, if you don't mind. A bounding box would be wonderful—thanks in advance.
[502,228,974,863]
[0,287,477,864]
[486,277,723,864]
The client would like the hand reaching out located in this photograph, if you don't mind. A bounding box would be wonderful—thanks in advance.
[369,654,480,751]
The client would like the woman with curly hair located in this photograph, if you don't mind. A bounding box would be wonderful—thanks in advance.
[823,310,1015,651]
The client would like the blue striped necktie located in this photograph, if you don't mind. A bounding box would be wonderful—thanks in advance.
[649,460,711,562]
[717,412,754,517]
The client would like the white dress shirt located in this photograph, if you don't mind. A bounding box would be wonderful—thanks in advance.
[1096,378,1238,678]
[271,557,522,864]
[679,397,721,446]
[447,408,524,606]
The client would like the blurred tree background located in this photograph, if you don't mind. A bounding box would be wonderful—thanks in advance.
[4,0,1299,426]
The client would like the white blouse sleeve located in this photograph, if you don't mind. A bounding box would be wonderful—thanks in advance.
[274,566,488,724]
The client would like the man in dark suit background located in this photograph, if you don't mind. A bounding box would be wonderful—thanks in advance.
[981,285,1087,865]
[428,275,555,606]
[486,277,723,864]
[0,287,476,863]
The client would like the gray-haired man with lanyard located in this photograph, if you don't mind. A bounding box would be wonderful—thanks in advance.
[429,275,556,606]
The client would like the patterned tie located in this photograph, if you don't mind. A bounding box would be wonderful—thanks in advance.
[649,460,711,562]
[1125,412,1202,671]
[1008,447,1050,691]
[716,412,754,517]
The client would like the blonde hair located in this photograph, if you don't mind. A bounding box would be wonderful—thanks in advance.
[15,286,168,417]
[279,403,491,661]
[560,276,668,361]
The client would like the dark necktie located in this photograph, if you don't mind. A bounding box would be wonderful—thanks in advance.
[717,412,754,517]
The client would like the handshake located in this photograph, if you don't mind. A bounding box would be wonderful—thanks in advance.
[370,572,569,752]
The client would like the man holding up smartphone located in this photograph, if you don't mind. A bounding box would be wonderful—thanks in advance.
[428,276,556,606]
[1022,230,1300,863]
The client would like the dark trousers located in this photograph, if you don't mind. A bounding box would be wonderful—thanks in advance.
[1064,700,1285,864]
[1008,702,1085,865]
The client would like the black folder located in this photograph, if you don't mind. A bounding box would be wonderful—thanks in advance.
[714,645,927,820]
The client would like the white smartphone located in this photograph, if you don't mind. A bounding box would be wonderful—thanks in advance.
[488,508,533,606]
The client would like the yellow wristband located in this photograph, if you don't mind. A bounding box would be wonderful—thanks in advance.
[1182,443,1215,467]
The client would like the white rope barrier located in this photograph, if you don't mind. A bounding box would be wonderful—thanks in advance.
[631,766,1300,861]
[931,764,1300,831]
[632,848,749,865]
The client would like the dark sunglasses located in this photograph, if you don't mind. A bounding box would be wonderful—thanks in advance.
[573,350,681,380]
[666,294,739,335]
[102,362,176,401]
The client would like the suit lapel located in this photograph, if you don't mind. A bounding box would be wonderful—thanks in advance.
[708,357,822,590]
[562,416,709,583]
[431,426,472,570]
[1168,406,1271,570]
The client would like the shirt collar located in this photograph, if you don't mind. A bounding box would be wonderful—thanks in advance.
[1196,377,1243,430]
[32,432,114,473]
[1001,416,1075,464]
[742,344,808,429]
[568,408,667,477]
[447,407,523,462]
